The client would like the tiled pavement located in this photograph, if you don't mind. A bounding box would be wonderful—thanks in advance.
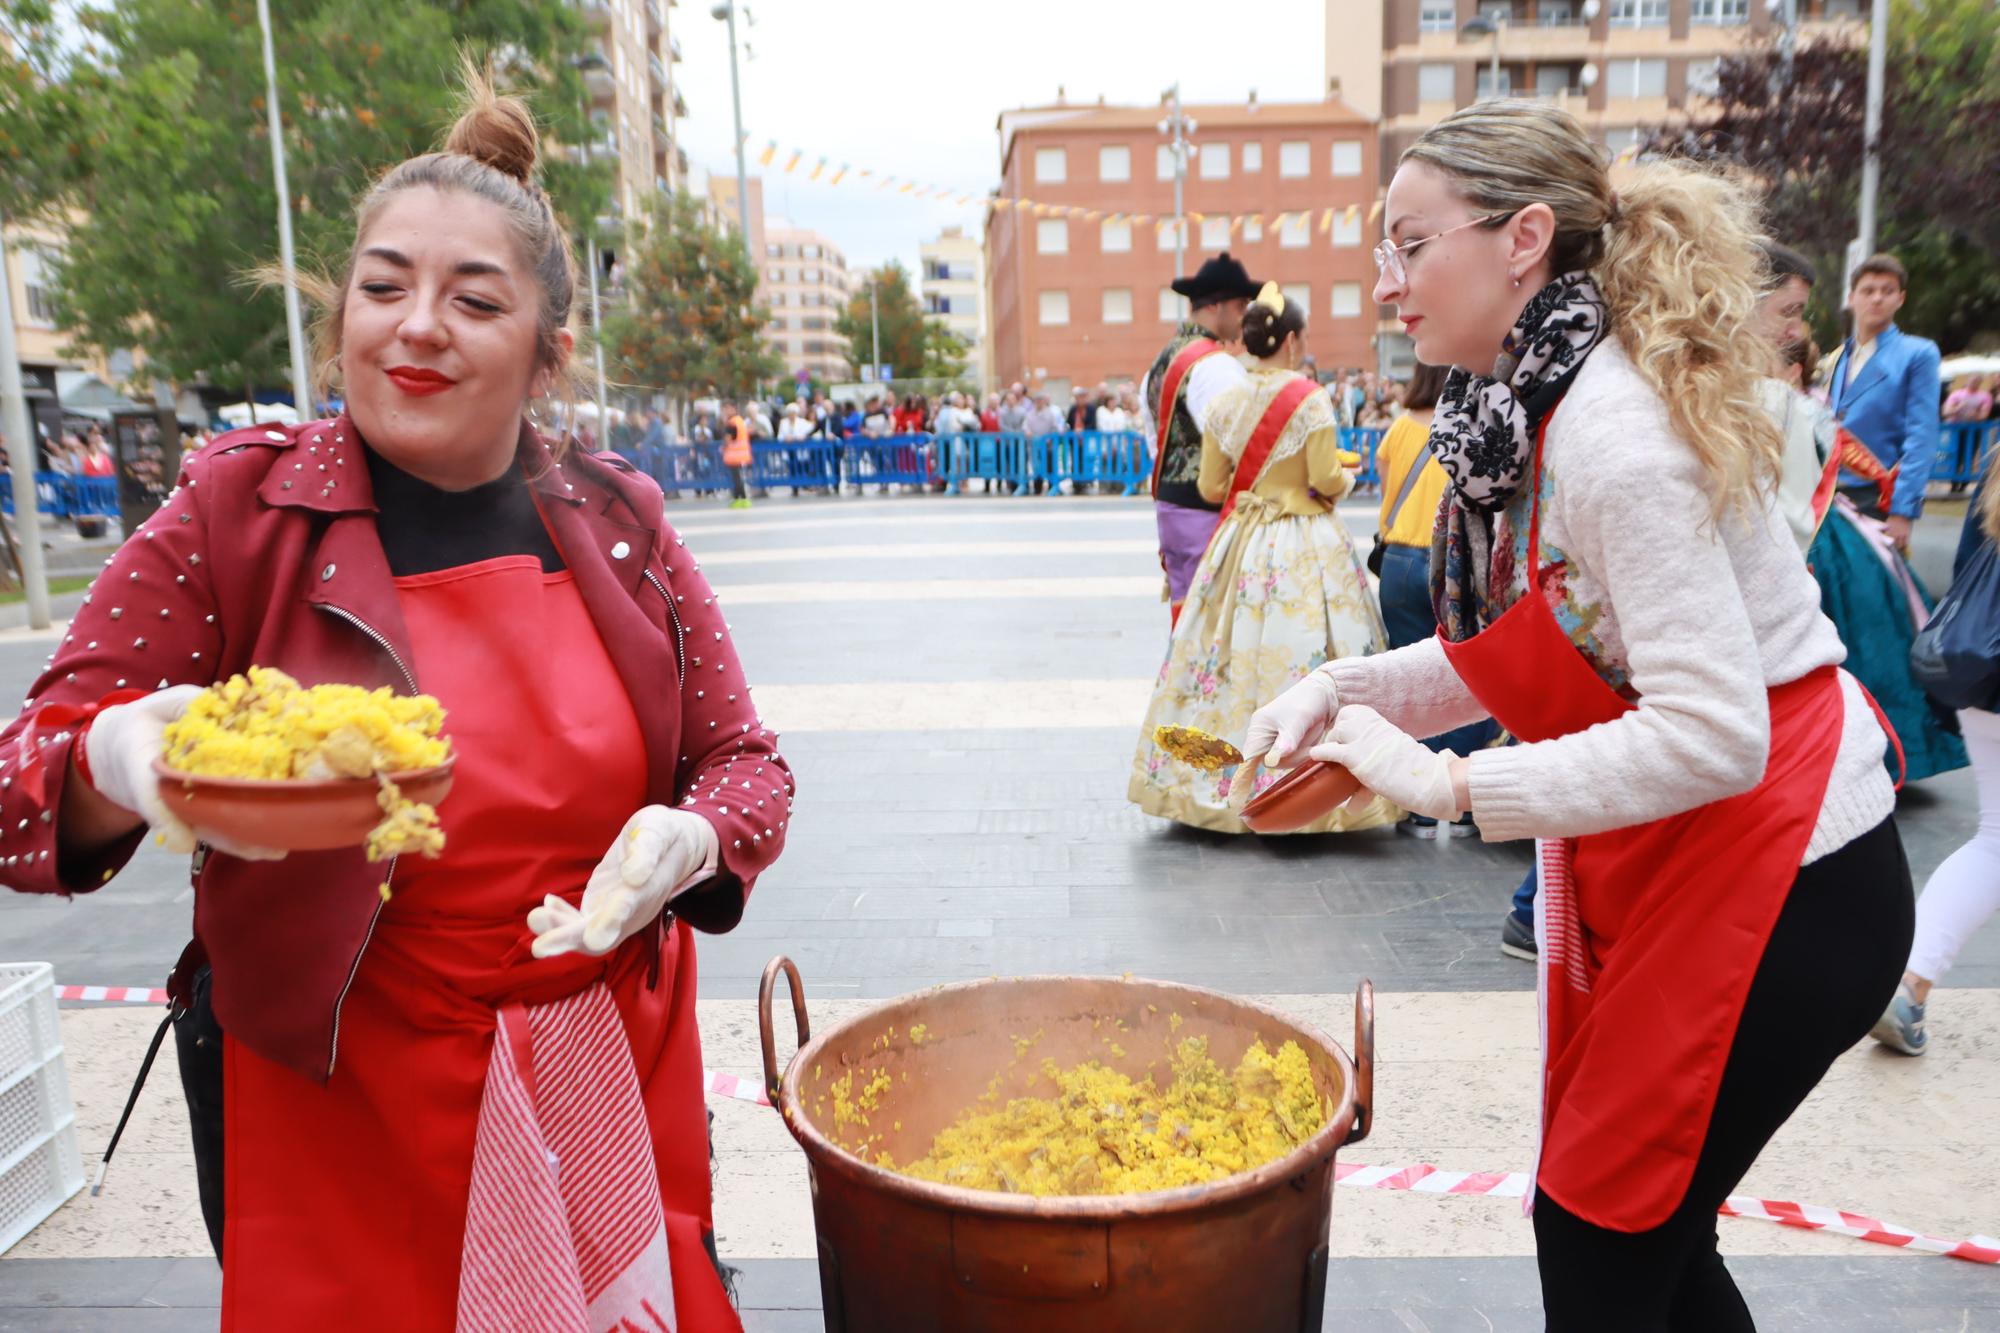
[0,491,1993,1329]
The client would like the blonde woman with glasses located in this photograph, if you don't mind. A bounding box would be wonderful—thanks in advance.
[1236,102,1908,1329]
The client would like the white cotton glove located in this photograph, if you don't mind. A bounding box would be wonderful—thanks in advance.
[1242,667,1343,771]
[84,686,284,860]
[527,806,719,959]
[1308,705,1464,823]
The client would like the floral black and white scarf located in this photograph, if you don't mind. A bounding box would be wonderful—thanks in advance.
[1428,272,1611,641]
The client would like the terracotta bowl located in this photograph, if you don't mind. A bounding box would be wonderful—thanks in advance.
[1239,759,1363,834]
[150,758,454,853]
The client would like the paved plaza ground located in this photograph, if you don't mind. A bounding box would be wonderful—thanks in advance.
[0,490,1993,1329]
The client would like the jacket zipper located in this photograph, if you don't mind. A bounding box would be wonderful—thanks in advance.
[644,568,685,687]
[311,602,416,1078]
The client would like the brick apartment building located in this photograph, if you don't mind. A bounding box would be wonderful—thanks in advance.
[985,98,1381,403]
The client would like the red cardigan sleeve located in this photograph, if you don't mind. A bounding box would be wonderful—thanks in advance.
[657,520,793,933]
[0,456,225,896]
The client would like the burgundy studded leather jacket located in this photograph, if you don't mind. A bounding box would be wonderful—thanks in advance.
[0,414,792,1081]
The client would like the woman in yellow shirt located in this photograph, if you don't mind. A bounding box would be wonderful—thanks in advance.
[1372,362,1495,838]
[1130,285,1396,833]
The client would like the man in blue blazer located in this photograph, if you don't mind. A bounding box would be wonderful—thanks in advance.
[1828,252,1942,550]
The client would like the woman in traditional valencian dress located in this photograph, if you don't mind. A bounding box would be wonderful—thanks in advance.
[1130,284,1398,833]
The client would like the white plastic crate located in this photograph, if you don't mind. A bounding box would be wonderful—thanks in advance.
[0,963,83,1253]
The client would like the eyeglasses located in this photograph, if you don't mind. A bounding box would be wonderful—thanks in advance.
[1372,211,1519,287]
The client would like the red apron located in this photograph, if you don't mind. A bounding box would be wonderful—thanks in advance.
[222,555,739,1330]
[1439,418,1846,1232]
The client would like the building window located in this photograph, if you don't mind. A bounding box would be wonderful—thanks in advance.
[1034,147,1066,183]
[1038,290,1070,325]
[1242,142,1262,172]
[1101,218,1132,253]
[1476,68,1514,97]
[765,243,781,257]
[1159,287,1188,322]
[803,267,820,282]
[1279,214,1309,249]
[1691,0,1747,21]
[1099,145,1131,182]
[1479,0,1511,20]
[1330,141,1363,177]
[1243,216,1264,242]
[1102,288,1133,324]
[1331,283,1364,318]
[1687,58,1722,97]
[1603,127,1645,155]
[1606,58,1667,98]
[1036,219,1069,254]
[1199,142,1230,179]
[1420,1,1455,30]
[1156,143,1177,180]
[1281,283,1311,317]
[1539,0,1575,21]
[1332,212,1362,247]
[1157,218,1186,250]
[803,243,821,259]
[1419,63,1457,103]
[1200,215,1231,248]
[1610,0,1668,24]
[766,266,783,281]
[1279,140,1310,178]
[19,247,55,326]
[1535,64,1574,97]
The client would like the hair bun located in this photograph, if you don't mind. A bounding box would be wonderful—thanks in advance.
[443,64,540,185]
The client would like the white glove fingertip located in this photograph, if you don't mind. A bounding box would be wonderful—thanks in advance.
[620,825,664,887]
[531,920,588,959]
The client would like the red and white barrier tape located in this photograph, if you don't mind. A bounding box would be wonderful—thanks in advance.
[58,988,1990,1266]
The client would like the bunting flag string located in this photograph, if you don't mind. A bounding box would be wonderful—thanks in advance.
[732,138,1386,235]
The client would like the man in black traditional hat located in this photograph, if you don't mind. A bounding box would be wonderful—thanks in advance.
[1140,252,1258,627]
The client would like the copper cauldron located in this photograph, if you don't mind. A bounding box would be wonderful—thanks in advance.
[759,956,1374,1333]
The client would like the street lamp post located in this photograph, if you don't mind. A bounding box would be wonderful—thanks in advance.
[1459,13,1508,97]
[1856,0,1887,259]
[0,217,50,628]
[1157,86,1195,283]
[255,0,314,421]
[869,281,881,382]
[710,3,752,246]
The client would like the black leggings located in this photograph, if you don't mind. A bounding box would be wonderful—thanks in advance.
[1534,815,1913,1332]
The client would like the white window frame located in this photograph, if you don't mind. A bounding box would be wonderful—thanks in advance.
[1159,287,1187,323]
[1100,218,1132,253]
[1036,219,1069,255]
[1157,218,1186,250]
[1476,68,1514,98]
[1331,283,1364,318]
[1098,144,1131,182]
[1331,212,1362,247]
[1199,142,1231,179]
[1279,140,1310,178]
[1200,215,1231,248]
[1610,0,1668,25]
[1691,0,1748,22]
[1243,216,1264,243]
[1419,1,1455,31]
[1034,147,1067,183]
[1101,288,1133,325]
[1419,62,1457,103]
[1606,57,1667,98]
[1279,214,1309,249]
[1330,141,1363,177]
[1038,290,1070,326]
[1156,144,1176,180]
[1242,142,1262,172]
[1686,57,1722,98]
[1281,283,1311,317]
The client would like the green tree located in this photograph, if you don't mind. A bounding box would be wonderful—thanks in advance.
[0,0,94,222]
[39,0,605,399]
[601,189,780,399]
[1646,0,2000,352]
[834,260,968,382]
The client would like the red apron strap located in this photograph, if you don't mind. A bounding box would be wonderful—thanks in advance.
[1149,338,1223,497]
[1219,377,1321,522]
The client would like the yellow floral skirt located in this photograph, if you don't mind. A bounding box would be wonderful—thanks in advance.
[1128,503,1400,834]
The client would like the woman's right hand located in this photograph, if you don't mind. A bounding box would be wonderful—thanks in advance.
[83,687,283,860]
[1240,667,1343,772]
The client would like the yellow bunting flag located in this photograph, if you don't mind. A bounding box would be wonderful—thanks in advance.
[1345,203,1361,222]
[1367,199,1384,224]
[757,140,777,167]
[783,150,802,173]
[810,158,827,181]
[900,181,917,194]
[1319,208,1333,234]
[877,175,896,190]
[830,164,849,185]
[1230,216,1245,235]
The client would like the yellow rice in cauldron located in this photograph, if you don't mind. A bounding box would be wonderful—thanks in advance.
[161,667,450,860]
[889,1035,1326,1197]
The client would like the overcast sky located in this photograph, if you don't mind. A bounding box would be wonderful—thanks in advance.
[672,0,1330,276]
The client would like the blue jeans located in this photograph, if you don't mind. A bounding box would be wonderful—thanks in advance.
[1513,861,1537,924]
[1375,543,1497,758]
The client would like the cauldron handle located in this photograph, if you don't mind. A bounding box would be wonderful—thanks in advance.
[1347,979,1374,1145]
[759,955,810,1106]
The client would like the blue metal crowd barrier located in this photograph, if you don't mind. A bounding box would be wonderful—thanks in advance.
[0,473,120,519]
[937,433,1036,493]
[1033,430,1153,496]
[1934,421,1999,489]
[1341,427,1386,491]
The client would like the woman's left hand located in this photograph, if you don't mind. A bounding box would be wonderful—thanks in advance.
[527,806,719,959]
[1309,706,1466,822]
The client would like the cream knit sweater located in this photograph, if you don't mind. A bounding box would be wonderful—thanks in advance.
[1327,340,1896,863]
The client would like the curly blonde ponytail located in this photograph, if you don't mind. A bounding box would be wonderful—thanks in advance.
[1403,101,1781,520]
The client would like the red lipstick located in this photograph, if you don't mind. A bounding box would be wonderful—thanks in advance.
[385,366,456,397]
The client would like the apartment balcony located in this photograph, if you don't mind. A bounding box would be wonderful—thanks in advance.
[577,0,612,28]
[653,114,671,151]
[579,53,616,107]
[668,34,683,61]
[672,89,688,119]
[675,145,689,177]
[648,52,667,87]
[645,0,663,34]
